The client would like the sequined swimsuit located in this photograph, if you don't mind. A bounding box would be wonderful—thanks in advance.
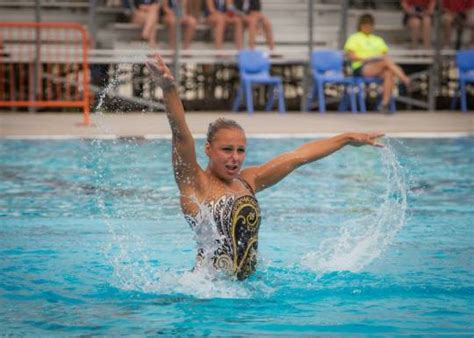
[185,178,261,280]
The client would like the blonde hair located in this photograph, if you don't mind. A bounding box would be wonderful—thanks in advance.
[206,118,244,143]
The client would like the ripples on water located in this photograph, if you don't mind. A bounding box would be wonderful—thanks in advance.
[0,137,473,335]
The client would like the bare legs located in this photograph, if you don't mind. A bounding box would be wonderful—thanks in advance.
[443,9,474,48]
[132,4,160,48]
[244,12,275,50]
[207,12,243,49]
[164,12,198,49]
[407,15,432,49]
[362,56,410,106]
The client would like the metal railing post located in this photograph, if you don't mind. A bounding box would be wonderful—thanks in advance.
[173,0,182,84]
[338,0,348,50]
[429,0,442,111]
[30,0,42,113]
[88,0,98,49]
[301,0,314,111]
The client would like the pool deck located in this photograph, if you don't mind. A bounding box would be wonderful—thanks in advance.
[1,111,473,138]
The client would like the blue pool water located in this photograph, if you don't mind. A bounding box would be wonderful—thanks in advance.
[1,137,473,335]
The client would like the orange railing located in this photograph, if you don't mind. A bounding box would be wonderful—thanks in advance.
[0,22,90,125]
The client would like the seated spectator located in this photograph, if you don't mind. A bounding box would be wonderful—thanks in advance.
[130,0,161,48]
[205,0,243,49]
[235,0,274,51]
[187,0,205,20]
[161,0,198,49]
[344,14,411,113]
[442,0,474,48]
[401,0,435,49]
[349,0,376,9]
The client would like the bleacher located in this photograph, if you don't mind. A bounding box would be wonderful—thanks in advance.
[0,0,468,111]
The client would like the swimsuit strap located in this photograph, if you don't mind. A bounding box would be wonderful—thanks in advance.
[238,177,256,196]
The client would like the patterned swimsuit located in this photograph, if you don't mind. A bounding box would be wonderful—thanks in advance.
[185,179,261,280]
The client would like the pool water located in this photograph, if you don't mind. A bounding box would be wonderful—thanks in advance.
[1,137,473,335]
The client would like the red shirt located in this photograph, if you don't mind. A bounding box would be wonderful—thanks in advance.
[443,0,474,12]
[404,0,433,8]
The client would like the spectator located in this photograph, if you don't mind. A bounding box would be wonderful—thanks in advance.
[187,0,205,20]
[401,0,435,49]
[161,0,198,49]
[344,13,411,113]
[442,0,474,48]
[205,0,243,49]
[235,0,274,51]
[349,0,376,9]
[131,0,161,48]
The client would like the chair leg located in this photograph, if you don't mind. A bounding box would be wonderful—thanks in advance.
[317,81,325,113]
[277,83,285,113]
[244,81,254,114]
[265,85,275,111]
[349,86,357,113]
[305,85,314,112]
[358,83,367,113]
[450,94,458,110]
[232,85,243,112]
[338,89,349,112]
[389,96,396,113]
[460,80,467,112]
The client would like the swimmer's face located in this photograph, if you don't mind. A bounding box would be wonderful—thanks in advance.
[360,23,374,34]
[205,128,247,182]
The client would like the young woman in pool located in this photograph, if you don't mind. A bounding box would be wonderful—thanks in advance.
[146,54,384,280]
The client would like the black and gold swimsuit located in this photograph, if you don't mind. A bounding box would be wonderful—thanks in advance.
[185,179,261,280]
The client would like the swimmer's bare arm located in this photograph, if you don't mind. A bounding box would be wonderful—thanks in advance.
[145,55,205,194]
[241,132,384,193]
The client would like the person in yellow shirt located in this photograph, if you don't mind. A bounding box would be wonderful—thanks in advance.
[344,14,411,112]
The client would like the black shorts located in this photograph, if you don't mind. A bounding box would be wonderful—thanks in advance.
[352,66,364,77]
[403,6,431,25]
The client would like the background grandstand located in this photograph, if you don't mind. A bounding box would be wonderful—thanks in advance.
[0,0,471,113]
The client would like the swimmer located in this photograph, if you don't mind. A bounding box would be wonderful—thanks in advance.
[146,54,384,280]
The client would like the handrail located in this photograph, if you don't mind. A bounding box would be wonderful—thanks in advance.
[0,22,91,125]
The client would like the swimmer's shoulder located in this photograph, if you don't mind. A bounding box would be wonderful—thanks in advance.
[240,167,258,194]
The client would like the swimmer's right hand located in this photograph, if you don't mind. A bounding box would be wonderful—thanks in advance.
[145,54,176,90]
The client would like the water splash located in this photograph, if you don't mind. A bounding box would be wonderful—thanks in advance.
[302,140,407,273]
[94,72,120,114]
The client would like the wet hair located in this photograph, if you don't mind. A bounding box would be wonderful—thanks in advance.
[358,13,375,31]
[206,118,245,143]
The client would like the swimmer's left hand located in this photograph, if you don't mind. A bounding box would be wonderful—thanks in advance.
[347,132,385,148]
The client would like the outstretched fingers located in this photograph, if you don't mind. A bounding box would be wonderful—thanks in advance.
[145,54,175,89]
[368,132,385,147]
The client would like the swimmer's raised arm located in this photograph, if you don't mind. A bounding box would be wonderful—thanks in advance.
[241,132,384,193]
[146,54,204,194]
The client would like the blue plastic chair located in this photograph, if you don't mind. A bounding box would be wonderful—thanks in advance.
[451,49,474,112]
[354,76,396,113]
[305,50,357,113]
[232,50,286,114]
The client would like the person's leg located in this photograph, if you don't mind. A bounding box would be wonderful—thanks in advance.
[132,10,147,37]
[381,69,395,107]
[227,16,243,49]
[407,16,421,48]
[422,14,432,48]
[380,56,410,86]
[466,8,474,47]
[143,4,160,47]
[164,11,177,49]
[260,14,275,50]
[207,12,226,49]
[246,13,259,49]
[182,15,197,49]
[442,11,455,47]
